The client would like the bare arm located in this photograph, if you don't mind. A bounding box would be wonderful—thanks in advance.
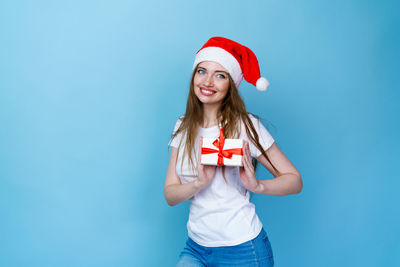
[164,139,217,206]
[255,142,302,195]
[240,142,303,196]
[164,147,202,206]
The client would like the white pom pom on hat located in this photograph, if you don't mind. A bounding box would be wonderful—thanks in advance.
[193,37,270,91]
[256,77,269,91]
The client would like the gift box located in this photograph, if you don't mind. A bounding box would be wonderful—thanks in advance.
[201,128,243,167]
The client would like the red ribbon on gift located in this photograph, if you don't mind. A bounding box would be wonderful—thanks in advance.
[201,128,243,166]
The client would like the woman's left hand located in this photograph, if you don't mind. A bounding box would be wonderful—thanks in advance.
[239,141,260,193]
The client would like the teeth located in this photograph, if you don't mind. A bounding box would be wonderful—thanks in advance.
[201,88,215,94]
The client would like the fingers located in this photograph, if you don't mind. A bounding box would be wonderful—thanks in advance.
[242,141,253,172]
[198,136,204,171]
[198,136,203,163]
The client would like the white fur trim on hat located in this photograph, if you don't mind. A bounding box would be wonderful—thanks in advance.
[193,47,243,88]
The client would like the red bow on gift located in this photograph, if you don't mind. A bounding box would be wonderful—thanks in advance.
[201,128,243,166]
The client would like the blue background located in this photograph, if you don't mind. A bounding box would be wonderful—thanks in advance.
[1,0,399,266]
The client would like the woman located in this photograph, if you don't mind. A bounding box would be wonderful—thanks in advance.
[165,37,302,267]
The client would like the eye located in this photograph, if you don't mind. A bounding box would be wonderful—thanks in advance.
[216,73,226,79]
[197,69,206,74]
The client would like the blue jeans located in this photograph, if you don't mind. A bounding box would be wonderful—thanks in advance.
[176,228,274,267]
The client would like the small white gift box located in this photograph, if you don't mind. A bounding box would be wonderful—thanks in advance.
[201,129,243,167]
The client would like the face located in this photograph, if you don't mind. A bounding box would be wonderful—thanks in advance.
[193,61,230,107]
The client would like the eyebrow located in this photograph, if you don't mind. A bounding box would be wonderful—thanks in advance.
[197,66,229,74]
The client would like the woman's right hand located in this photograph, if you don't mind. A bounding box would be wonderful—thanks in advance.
[195,136,216,190]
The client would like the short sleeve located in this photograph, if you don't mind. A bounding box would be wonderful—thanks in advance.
[168,117,183,148]
[248,115,275,158]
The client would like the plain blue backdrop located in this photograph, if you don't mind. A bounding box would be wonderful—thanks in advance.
[1,0,399,266]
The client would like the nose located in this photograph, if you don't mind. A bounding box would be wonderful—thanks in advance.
[204,74,214,86]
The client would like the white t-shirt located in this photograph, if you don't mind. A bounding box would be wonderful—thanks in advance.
[169,115,275,247]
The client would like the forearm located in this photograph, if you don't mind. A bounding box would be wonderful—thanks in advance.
[164,179,203,206]
[253,173,303,196]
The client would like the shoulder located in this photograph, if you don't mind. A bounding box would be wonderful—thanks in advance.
[248,113,260,123]
[238,113,261,132]
[169,116,185,148]
[244,113,275,157]
[245,112,274,141]
[173,116,184,132]
[247,113,265,130]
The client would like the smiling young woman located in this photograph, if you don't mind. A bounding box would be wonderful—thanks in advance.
[165,37,302,267]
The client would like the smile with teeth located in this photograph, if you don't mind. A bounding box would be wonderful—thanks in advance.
[200,87,216,96]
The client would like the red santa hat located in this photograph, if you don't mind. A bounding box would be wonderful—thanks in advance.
[193,36,269,91]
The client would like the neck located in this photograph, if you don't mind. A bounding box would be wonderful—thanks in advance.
[201,103,220,128]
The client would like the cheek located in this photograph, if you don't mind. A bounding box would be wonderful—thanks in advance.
[193,74,203,85]
[218,82,230,96]
[219,90,229,99]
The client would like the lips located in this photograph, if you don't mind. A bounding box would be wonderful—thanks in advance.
[200,87,216,96]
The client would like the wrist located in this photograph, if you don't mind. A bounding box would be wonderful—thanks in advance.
[194,178,205,191]
[252,181,264,194]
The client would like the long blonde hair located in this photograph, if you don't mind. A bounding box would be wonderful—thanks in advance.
[172,64,281,176]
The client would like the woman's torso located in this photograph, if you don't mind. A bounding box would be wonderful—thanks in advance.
[170,115,274,247]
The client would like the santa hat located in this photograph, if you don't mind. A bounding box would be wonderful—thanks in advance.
[193,37,269,91]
